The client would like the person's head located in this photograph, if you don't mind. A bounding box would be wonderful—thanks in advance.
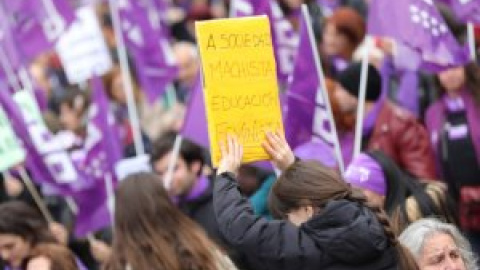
[104,66,141,105]
[333,62,382,131]
[436,63,480,105]
[26,243,78,270]
[58,87,90,135]
[268,161,356,226]
[0,202,56,268]
[173,42,199,87]
[399,219,478,270]
[344,153,387,208]
[106,173,218,270]
[323,7,365,59]
[359,151,458,232]
[150,132,205,196]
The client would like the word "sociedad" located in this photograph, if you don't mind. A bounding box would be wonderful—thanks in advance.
[206,33,271,50]
[211,93,275,111]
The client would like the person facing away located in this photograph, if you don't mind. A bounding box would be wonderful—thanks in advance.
[331,62,437,179]
[104,172,237,270]
[213,131,419,270]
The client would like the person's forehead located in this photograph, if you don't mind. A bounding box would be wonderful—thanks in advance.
[423,233,457,255]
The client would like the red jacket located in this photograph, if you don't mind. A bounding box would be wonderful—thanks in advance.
[368,101,437,179]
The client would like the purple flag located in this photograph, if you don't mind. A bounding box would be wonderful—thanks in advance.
[0,88,86,194]
[230,0,298,85]
[118,0,178,103]
[181,74,209,148]
[437,0,480,24]
[368,0,470,72]
[73,76,122,237]
[285,9,335,150]
[2,0,75,62]
[0,6,21,72]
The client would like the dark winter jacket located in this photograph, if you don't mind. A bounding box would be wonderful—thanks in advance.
[214,172,400,270]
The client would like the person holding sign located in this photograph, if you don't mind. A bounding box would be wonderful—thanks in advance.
[213,132,418,270]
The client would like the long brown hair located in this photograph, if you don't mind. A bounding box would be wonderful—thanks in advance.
[27,243,78,270]
[104,173,219,270]
[268,161,419,270]
[0,201,56,246]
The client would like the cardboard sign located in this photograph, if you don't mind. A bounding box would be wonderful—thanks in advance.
[0,107,26,171]
[196,16,284,166]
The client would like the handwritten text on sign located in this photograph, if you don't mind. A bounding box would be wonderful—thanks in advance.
[196,16,284,166]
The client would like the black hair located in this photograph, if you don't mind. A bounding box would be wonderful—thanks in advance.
[150,132,205,175]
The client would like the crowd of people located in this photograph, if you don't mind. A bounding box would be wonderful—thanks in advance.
[0,0,480,269]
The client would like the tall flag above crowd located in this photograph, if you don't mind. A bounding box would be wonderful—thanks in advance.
[118,0,178,102]
[230,0,298,85]
[368,0,470,71]
[285,4,343,171]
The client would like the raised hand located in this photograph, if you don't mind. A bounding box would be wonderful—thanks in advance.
[217,134,243,177]
[262,131,295,171]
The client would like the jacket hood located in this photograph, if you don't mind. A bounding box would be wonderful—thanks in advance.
[302,199,390,264]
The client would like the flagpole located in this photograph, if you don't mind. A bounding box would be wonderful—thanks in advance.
[301,5,345,174]
[353,37,371,159]
[108,0,145,156]
[104,173,115,226]
[164,134,183,190]
[467,23,477,62]
[16,168,55,223]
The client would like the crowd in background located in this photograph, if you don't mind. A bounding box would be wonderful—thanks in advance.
[0,0,480,269]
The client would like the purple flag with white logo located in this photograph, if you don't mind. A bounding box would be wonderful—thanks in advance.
[368,0,470,72]
[437,0,480,24]
[0,88,86,194]
[118,0,178,103]
[230,0,298,85]
[2,0,75,62]
[181,74,209,148]
[285,6,340,169]
[73,76,122,237]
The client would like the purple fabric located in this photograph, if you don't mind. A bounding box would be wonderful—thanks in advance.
[426,88,480,174]
[316,0,341,16]
[339,130,355,166]
[181,74,209,148]
[368,0,470,72]
[285,8,336,152]
[380,54,420,118]
[184,175,209,201]
[33,88,48,112]
[437,0,480,24]
[118,0,178,103]
[345,153,386,195]
[0,6,21,71]
[230,0,298,86]
[2,0,75,62]
[73,76,122,237]
[0,89,86,194]
[294,140,337,168]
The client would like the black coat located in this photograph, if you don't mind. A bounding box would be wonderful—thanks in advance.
[214,172,400,270]
[179,177,251,270]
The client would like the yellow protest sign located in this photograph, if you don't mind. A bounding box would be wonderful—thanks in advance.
[196,16,284,166]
